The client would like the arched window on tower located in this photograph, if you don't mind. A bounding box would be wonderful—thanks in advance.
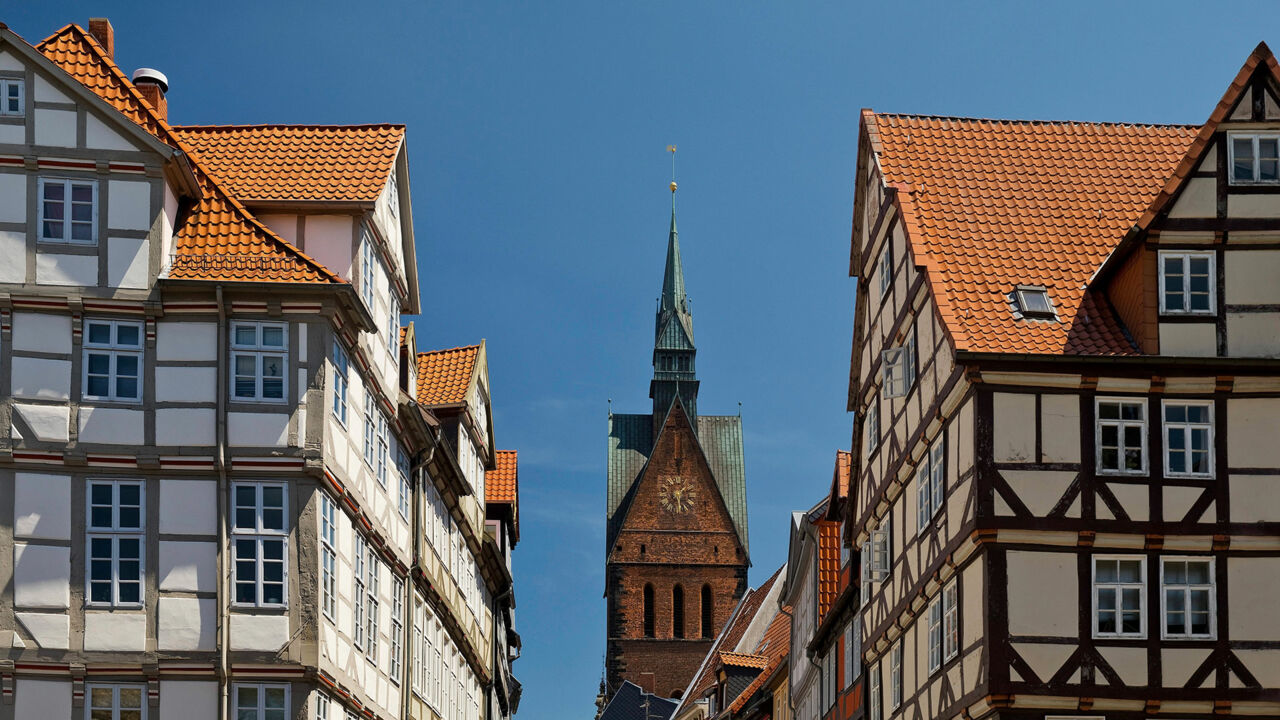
[672,584,685,639]
[643,584,655,638]
[701,584,714,638]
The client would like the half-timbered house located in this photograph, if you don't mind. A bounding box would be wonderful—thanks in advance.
[847,43,1280,720]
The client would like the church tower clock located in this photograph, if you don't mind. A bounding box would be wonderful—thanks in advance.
[603,181,750,702]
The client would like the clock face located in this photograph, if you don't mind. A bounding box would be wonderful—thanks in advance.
[659,476,696,515]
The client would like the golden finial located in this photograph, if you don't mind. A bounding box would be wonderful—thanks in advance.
[668,144,677,193]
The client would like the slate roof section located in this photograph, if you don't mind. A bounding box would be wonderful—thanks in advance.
[865,112,1200,355]
[605,412,748,553]
[416,345,479,406]
[598,681,677,720]
[172,124,404,203]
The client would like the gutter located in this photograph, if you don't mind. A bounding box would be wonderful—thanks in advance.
[956,350,1280,370]
[215,284,230,720]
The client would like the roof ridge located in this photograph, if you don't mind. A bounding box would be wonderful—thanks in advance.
[418,344,482,356]
[871,110,1200,129]
[173,122,407,131]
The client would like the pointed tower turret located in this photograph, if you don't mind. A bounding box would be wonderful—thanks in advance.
[651,181,699,429]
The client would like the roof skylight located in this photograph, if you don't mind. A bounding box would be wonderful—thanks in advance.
[1010,285,1057,320]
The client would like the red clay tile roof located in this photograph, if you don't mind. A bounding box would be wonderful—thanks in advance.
[486,450,518,504]
[866,111,1200,355]
[684,567,782,703]
[415,345,480,406]
[727,605,792,714]
[817,520,840,619]
[171,124,403,203]
[719,651,768,670]
[35,25,345,285]
[833,450,850,501]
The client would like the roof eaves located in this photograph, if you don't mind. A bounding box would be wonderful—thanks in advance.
[886,180,970,352]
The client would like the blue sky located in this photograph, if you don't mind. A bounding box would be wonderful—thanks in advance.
[8,1,1276,717]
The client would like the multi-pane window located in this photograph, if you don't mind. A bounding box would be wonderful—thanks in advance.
[39,177,97,244]
[928,593,943,673]
[232,483,287,606]
[879,242,893,300]
[1094,556,1145,638]
[388,294,400,353]
[354,532,367,649]
[320,493,337,621]
[83,319,143,402]
[332,341,349,425]
[881,333,915,399]
[1229,132,1280,184]
[1159,251,1215,314]
[392,576,405,681]
[869,517,891,580]
[864,401,880,456]
[87,684,145,720]
[868,664,882,720]
[363,394,377,467]
[314,692,329,720]
[388,172,400,217]
[1163,401,1214,478]
[842,624,854,688]
[361,233,376,309]
[376,412,390,487]
[1096,398,1147,475]
[860,541,872,604]
[234,684,288,720]
[889,642,902,709]
[821,647,836,710]
[1162,558,1214,639]
[231,322,287,402]
[917,438,945,535]
[943,581,959,661]
[366,551,381,663]
[1015,286,1056,319]
[0,78,23,115]
[398,448,412,521]
[86,480,144,607]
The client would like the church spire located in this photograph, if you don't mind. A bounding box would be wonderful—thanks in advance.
[660,188,688,316]
[651,168,699,428]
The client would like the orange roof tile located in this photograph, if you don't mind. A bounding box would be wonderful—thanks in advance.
[817,520,840,618]
[486,450,518,504]
[727,605,792,714]
[867,112,1200,355]
[416,345,480,406]
[172,124,403,203]
[685,568,782,703]
[719,651,768,670]
[35,25,345,285]
[833,450,850,501]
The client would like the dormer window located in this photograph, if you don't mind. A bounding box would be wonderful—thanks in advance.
[1011,285,1056,320]
[1159,251,1215,315]
[0,79,23,116]
[1229,132,1280,184]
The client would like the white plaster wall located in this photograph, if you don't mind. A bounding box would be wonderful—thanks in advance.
[33,73,72,103]
[79,407,145,445]
[1166,178,1216,218]
[1039,393,1080,463]
[1006,551,1075,636]
[992,392,1036,463]
[258,213,298,246]
[83,611,147,651]
[159,541,216,592]
[1159,322,1217,357]
[13,312,71,353]
[13,403,69,442]
[0,230,24,282]
[1225,250,1280,304]
[1227,398,1280,468]
[14,472,70,540]
[1229,557,1280,641]
[157,321,217,361]
[161,183,177,264]
[1228,313,1280,357]
[228,411,290,447]
[15,612,69,649]
[0,172,24,223]
[230,613,290,651]
[155,408,215,446]
[1096,646,1146,686]
[160,681,218,720]
[0,123,22,144]
[107,236,149,288]
[158,597,216,651]
[15,679,71,719]
[0,50,21,71]
[36,252,97,286]
[159,479,217,535]
[155,366,216,403]
[108,180,152,231]
[305,214,354,279]
[33,108,75,147]
[1231,475,1280,523]
[10,356,71,400]
[1002,470,1075,516]
[13,543,69,608]
[86,113,139,152]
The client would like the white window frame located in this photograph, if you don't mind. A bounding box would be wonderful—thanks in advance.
[878,242,893,300]
[930,438,946,517]
[38,176,98,245]
[927,594,943,673]
[1015,285,1056,319]
[233,683,289,720]
[889,641,902,710]
[880,334,915,399]
[1092,555,1147,639]
[864,401,880,456]
[332,340,349,426]
[916,460,931,536]
[363,393,377,468]
[1158,250,1216,315]
[860,541,872,604]
[1160,556,1216,640]
[320,493,337,621]
[397,447,411,521]
[1228,131,1280,185]
[354,532,367,649]
[230,321,288,402]
[391,575,405,681]
[388,172,400,217]
[85,479,145,608]
[365,542,380,663]
[360,231,376,310]
[0,78,24,116]
[870,519,890,581]
[82,319,144,403]
[231,482,288,608]
[376,411,390,488]
[868,664,882,720]
[86,683,146,720]
[388,293,400,354]
[314,692,330,720]
[843,622,857,688]
[943,580,959,661]
[1095,397,1148,476]
[1162,400,1215,479]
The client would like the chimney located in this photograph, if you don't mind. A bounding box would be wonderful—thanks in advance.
[88,18,114,59]
[131,68,169,122]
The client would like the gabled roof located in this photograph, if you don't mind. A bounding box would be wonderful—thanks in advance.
[864,111,1198,355]
[817,520,841,618]
[718,651,768,670]
[599,681,678,720]
[171,124,404,204]
[486,449,518,504]
[416,345,481,406]
[35,24,343,285]
[726,604,792,714]
[679,567,782,708]
[825,450,851,521]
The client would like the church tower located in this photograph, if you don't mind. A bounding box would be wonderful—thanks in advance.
[604,182,750,702]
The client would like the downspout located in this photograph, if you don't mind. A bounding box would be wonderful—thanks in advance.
[215,285,231,720]
[404,422,443,720]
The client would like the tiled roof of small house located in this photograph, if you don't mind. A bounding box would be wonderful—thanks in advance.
[486,450,518,504]
[726,604,792,714]
[415,345,480,406]
[683,568,781,705]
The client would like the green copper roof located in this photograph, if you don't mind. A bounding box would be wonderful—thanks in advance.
[606,411,749,554]
[660,209,688,316]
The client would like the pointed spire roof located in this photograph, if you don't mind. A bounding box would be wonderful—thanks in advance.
[660,200,688,316]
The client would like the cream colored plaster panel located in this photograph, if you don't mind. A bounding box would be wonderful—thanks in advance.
[961,561,983,647]
[257,214,298,246]
[1267,91,1280,120]
[159,682,217,720]
[85,112,138,152]
[1167,178,1216,218]
[1162,376,1217,394]
[1231,475,1279,523]
[1095,377,1151,393]
[83,611,146,651]
[1228,398,1280,468]
[1040,394,1080,463]
[1106,483,1149,522]
[1235,649,1280,687]
[1097,646,1146,686]
[155,366,216,403]
[1163,485,1207,523]
[158,597,215,651]
[1229,557,1280,640]
[156,408,214,447]
[1011,643,1073,683]
[0,50,21,71]
[13,403,69,442]
[1227,313,1280,357]
[230,613,289,651]
[993,392,1036,463]
[108,180,152,231]
[33,74,73,104]
[1156,231,1216,244]
[36,252,96,286]
[0,230,24,281]
[1229,99,1252,120]
[33,108,75,147]
[1225,250,1280,304]
[305,214,355,279]
[0,172,25,223]
[1229,193,1280,218]
[15,612,69,650]
[1162,648,1212,688]
[106,236,148,289]
[227,411,290,447]
[1007,551,1076,636]
[1003,471,1076,516]
[156,321,216,361]
[79,407,144,445]
[14,472,70,540]
[1159,322,1217,357]
[12,312,71,354]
